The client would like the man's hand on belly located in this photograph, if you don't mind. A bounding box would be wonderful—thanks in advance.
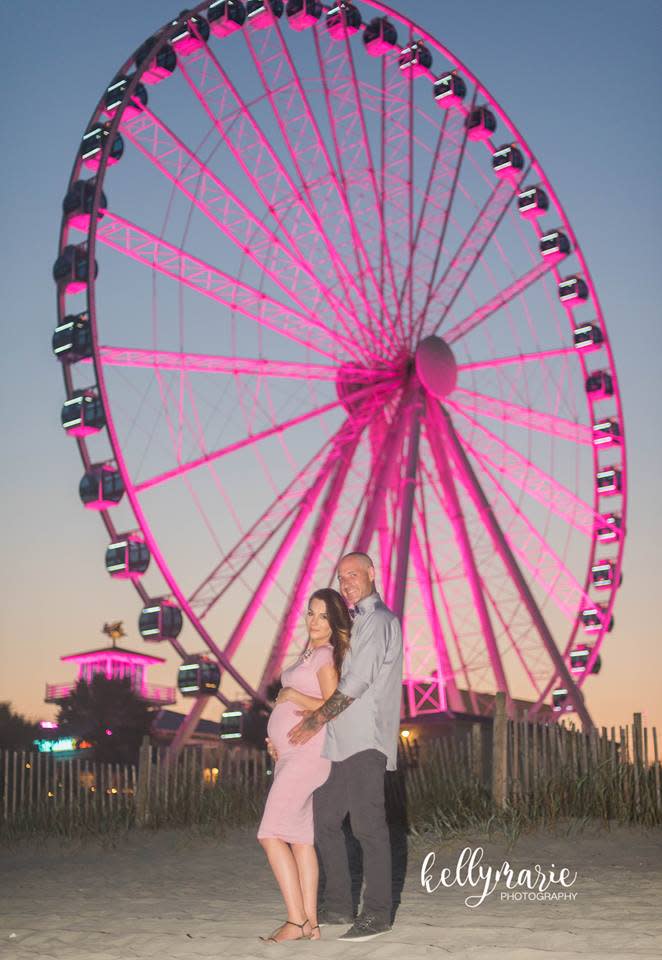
[287,690,355,745]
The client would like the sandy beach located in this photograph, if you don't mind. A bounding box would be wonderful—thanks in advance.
[2,821,661,960]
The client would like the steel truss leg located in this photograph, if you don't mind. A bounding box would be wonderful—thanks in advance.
[391,391,424,622]
[426,406,511,712]
[409,524,464,714]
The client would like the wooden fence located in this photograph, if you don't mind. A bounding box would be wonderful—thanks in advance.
[2,705,661,836]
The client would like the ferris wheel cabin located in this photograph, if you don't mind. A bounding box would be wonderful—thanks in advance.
[52,245,97,294]
[539,230,571,262]
[581,604,614,634]
[134,36,178,84]
[433,71,467,108]
[363,17,398,56]
[208,1,247,37]
[326,3,362,39]
[170,12,210,55]
[177,656,221,696]
[573,322,603,351]
[139,599,183,641]
[246,0,284,30]
[585,369,613,400]
[570,645,602,675]
[105,533,150,580]
[79,464,124,510]
[52,313,92,362]
[596,513,622,542]
[63,180,107,231]
[596,467,622,496]
[558,275,589,304]
[399,41,433,77]
[79,123,124,171]
[517,186,549,218]
[61,390,105,437]
[466,106,497,141]
[286,1,322,31]
[491,144,524,180]
[592,418,621,447]
[103,75,148,118]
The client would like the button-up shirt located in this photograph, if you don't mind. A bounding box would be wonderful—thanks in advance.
[321,591,403,771]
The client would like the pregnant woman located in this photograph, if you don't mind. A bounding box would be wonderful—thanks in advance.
[257,587,351,944]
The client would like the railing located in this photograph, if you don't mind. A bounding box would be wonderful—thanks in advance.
[141,682,177,705]
[44,681,177,705]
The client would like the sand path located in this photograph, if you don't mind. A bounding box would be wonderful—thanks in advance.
[2,821,661,959]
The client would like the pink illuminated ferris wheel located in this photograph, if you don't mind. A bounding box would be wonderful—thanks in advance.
[53,1,626,729]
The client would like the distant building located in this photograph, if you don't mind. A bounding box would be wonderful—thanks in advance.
[150,708,219,747]
[44,636,176,709]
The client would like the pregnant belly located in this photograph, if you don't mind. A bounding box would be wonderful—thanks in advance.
[268,701,325,756]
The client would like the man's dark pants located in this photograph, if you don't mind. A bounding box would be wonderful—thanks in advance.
[313,748,391,922]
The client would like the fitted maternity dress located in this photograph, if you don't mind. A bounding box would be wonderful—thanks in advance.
[257,644,333,845]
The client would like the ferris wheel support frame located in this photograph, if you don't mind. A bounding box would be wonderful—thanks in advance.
[426,405,512,714]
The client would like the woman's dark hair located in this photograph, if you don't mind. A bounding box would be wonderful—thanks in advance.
[307,588,351,677]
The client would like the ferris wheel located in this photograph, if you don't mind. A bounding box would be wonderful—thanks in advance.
[53,1,626,730]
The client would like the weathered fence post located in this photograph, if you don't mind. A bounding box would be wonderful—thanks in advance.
[471,723,482,784]
[136,734,151,827]
[492,691,508,809]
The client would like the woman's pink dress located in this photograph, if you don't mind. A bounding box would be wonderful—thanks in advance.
[257,643,334,845]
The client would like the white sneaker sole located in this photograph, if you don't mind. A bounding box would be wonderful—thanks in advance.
[337,929,391,941]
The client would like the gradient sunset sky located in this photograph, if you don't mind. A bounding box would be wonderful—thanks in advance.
[1,0,660,735]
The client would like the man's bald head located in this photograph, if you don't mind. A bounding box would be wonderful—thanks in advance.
[337,552,376,607]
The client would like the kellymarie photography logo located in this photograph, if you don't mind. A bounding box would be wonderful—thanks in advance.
[421,846,578,908]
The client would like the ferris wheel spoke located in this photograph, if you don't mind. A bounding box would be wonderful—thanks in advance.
[424,405,509,696]
[133,395,351,495]
[423,165,530,339]
[398,108,465,330]
[458,346,577,373]
[463,450,591,625]
[242,21,395,355]
[189,421,359,617]
[177,44,385,362]
[376,48,413,342]
[118,109,382,362]
[95,212,358,362]
[480,575,544,697]
[447,390,593,444]
[439,405,593,727]
[95,346,393,387]
[224,425,364,668]
[444,256,563,345]
[450,405,599,536]
[256,428,365,695]
[314,25,402,342]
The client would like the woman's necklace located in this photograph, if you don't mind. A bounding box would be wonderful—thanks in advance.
[300,645,314,662]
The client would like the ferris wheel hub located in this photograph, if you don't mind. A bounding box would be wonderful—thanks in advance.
[414,335,458,399]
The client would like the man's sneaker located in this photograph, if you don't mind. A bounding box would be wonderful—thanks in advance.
[337,913,392,941]
[317,907,355,927]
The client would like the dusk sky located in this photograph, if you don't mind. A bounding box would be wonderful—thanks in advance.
[1,0,660,737]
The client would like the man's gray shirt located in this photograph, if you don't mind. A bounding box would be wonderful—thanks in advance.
[321,591,403,771]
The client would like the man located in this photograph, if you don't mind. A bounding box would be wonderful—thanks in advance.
[287,551,403,942]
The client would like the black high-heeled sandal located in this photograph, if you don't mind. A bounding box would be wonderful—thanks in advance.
[259,918,312,943]
[309,924,320,939]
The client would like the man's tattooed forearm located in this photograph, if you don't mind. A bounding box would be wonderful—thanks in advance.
[316,690,355,723]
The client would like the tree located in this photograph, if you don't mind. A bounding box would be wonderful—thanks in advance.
[56,675,156,764]
[0,702,41,750]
